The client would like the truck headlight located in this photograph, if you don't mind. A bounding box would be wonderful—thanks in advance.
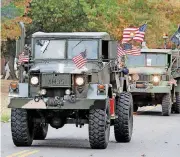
[152,76,160,83]
[75,77,84,86]
[132,74,139,81]
[30,76,39,85]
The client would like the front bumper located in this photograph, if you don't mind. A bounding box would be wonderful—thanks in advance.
[8,97,108,109]
[8,83,109,109]
[129,84,171,93]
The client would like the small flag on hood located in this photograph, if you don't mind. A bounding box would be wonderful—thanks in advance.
[18,52,29,65]
[72,50,87,69]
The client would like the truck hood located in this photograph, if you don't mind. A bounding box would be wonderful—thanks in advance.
[29,61,104,74]
[129,67,167,75]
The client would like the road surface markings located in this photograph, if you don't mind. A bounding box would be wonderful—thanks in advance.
[6,150,39,157]
[18,150,39,157]
[6,150,29,157]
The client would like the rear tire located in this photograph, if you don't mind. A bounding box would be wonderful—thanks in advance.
[162,93,171,116]
[89,104,110,149]
[34,123,48,140]
[114,92,133,142]
[174,92,180,113]
[11,109,34,146]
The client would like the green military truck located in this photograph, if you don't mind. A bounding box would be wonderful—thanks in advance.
[126,49,179,116]
[171,50,180,113]
[8,31,133,149]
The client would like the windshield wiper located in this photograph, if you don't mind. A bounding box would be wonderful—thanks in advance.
[72,40,83,50]
[40,40,50,53]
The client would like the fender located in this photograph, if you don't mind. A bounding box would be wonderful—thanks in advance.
[87,84,109,110]
[9,83,28,98]
[86,84,109,100]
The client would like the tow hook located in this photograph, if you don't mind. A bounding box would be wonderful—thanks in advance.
[55,96,64,106]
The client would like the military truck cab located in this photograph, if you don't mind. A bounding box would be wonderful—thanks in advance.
[8,32,133,149]
[127,49,176,116]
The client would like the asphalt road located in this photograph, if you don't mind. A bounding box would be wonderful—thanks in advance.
[1,106,180,157]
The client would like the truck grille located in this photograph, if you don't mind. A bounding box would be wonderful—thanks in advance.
[41,73,71,87]
[130,74,151,82]
[46,88,65,97]
[138,74,151,81]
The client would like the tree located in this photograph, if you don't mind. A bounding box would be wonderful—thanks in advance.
[18,0,180,49]
[1,0,32,79]
[27,0,89,35]
[1,0,32,40]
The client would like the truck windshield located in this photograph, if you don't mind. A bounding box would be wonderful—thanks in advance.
[127,53,167,67]
[34,39,66,59]
[67,40,98,59]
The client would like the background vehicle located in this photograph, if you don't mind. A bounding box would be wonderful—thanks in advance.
[127,49,178,116]
[172,50,180,113]
[8,29,133,149]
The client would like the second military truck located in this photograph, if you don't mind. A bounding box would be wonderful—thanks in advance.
[127,49,178,116]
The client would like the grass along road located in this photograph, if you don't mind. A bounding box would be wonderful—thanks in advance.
[1,80,12,122]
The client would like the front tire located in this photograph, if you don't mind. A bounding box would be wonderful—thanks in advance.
[162,93,171,116]
[89,104,110,149]
[11,109,34,146]
[34,123,48,140]
[114,92,133,142]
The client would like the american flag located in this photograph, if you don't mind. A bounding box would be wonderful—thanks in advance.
[122,27,139,43]
[123,43,141,56]
[18,52,29,65]
[170,26,180,46]
[122,24,147,43]
[133,24,147,42]
[117,43,126,57]
[72,50,87,69]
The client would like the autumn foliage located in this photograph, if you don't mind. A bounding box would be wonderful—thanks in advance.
[1,0,32,40]
[1,0,180,48]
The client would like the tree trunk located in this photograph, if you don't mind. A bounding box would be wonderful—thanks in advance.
[6,39,17,80]
[9,55,17,80]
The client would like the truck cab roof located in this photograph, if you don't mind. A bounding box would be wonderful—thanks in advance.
[32,32,111,40]
[141,49,172,54]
